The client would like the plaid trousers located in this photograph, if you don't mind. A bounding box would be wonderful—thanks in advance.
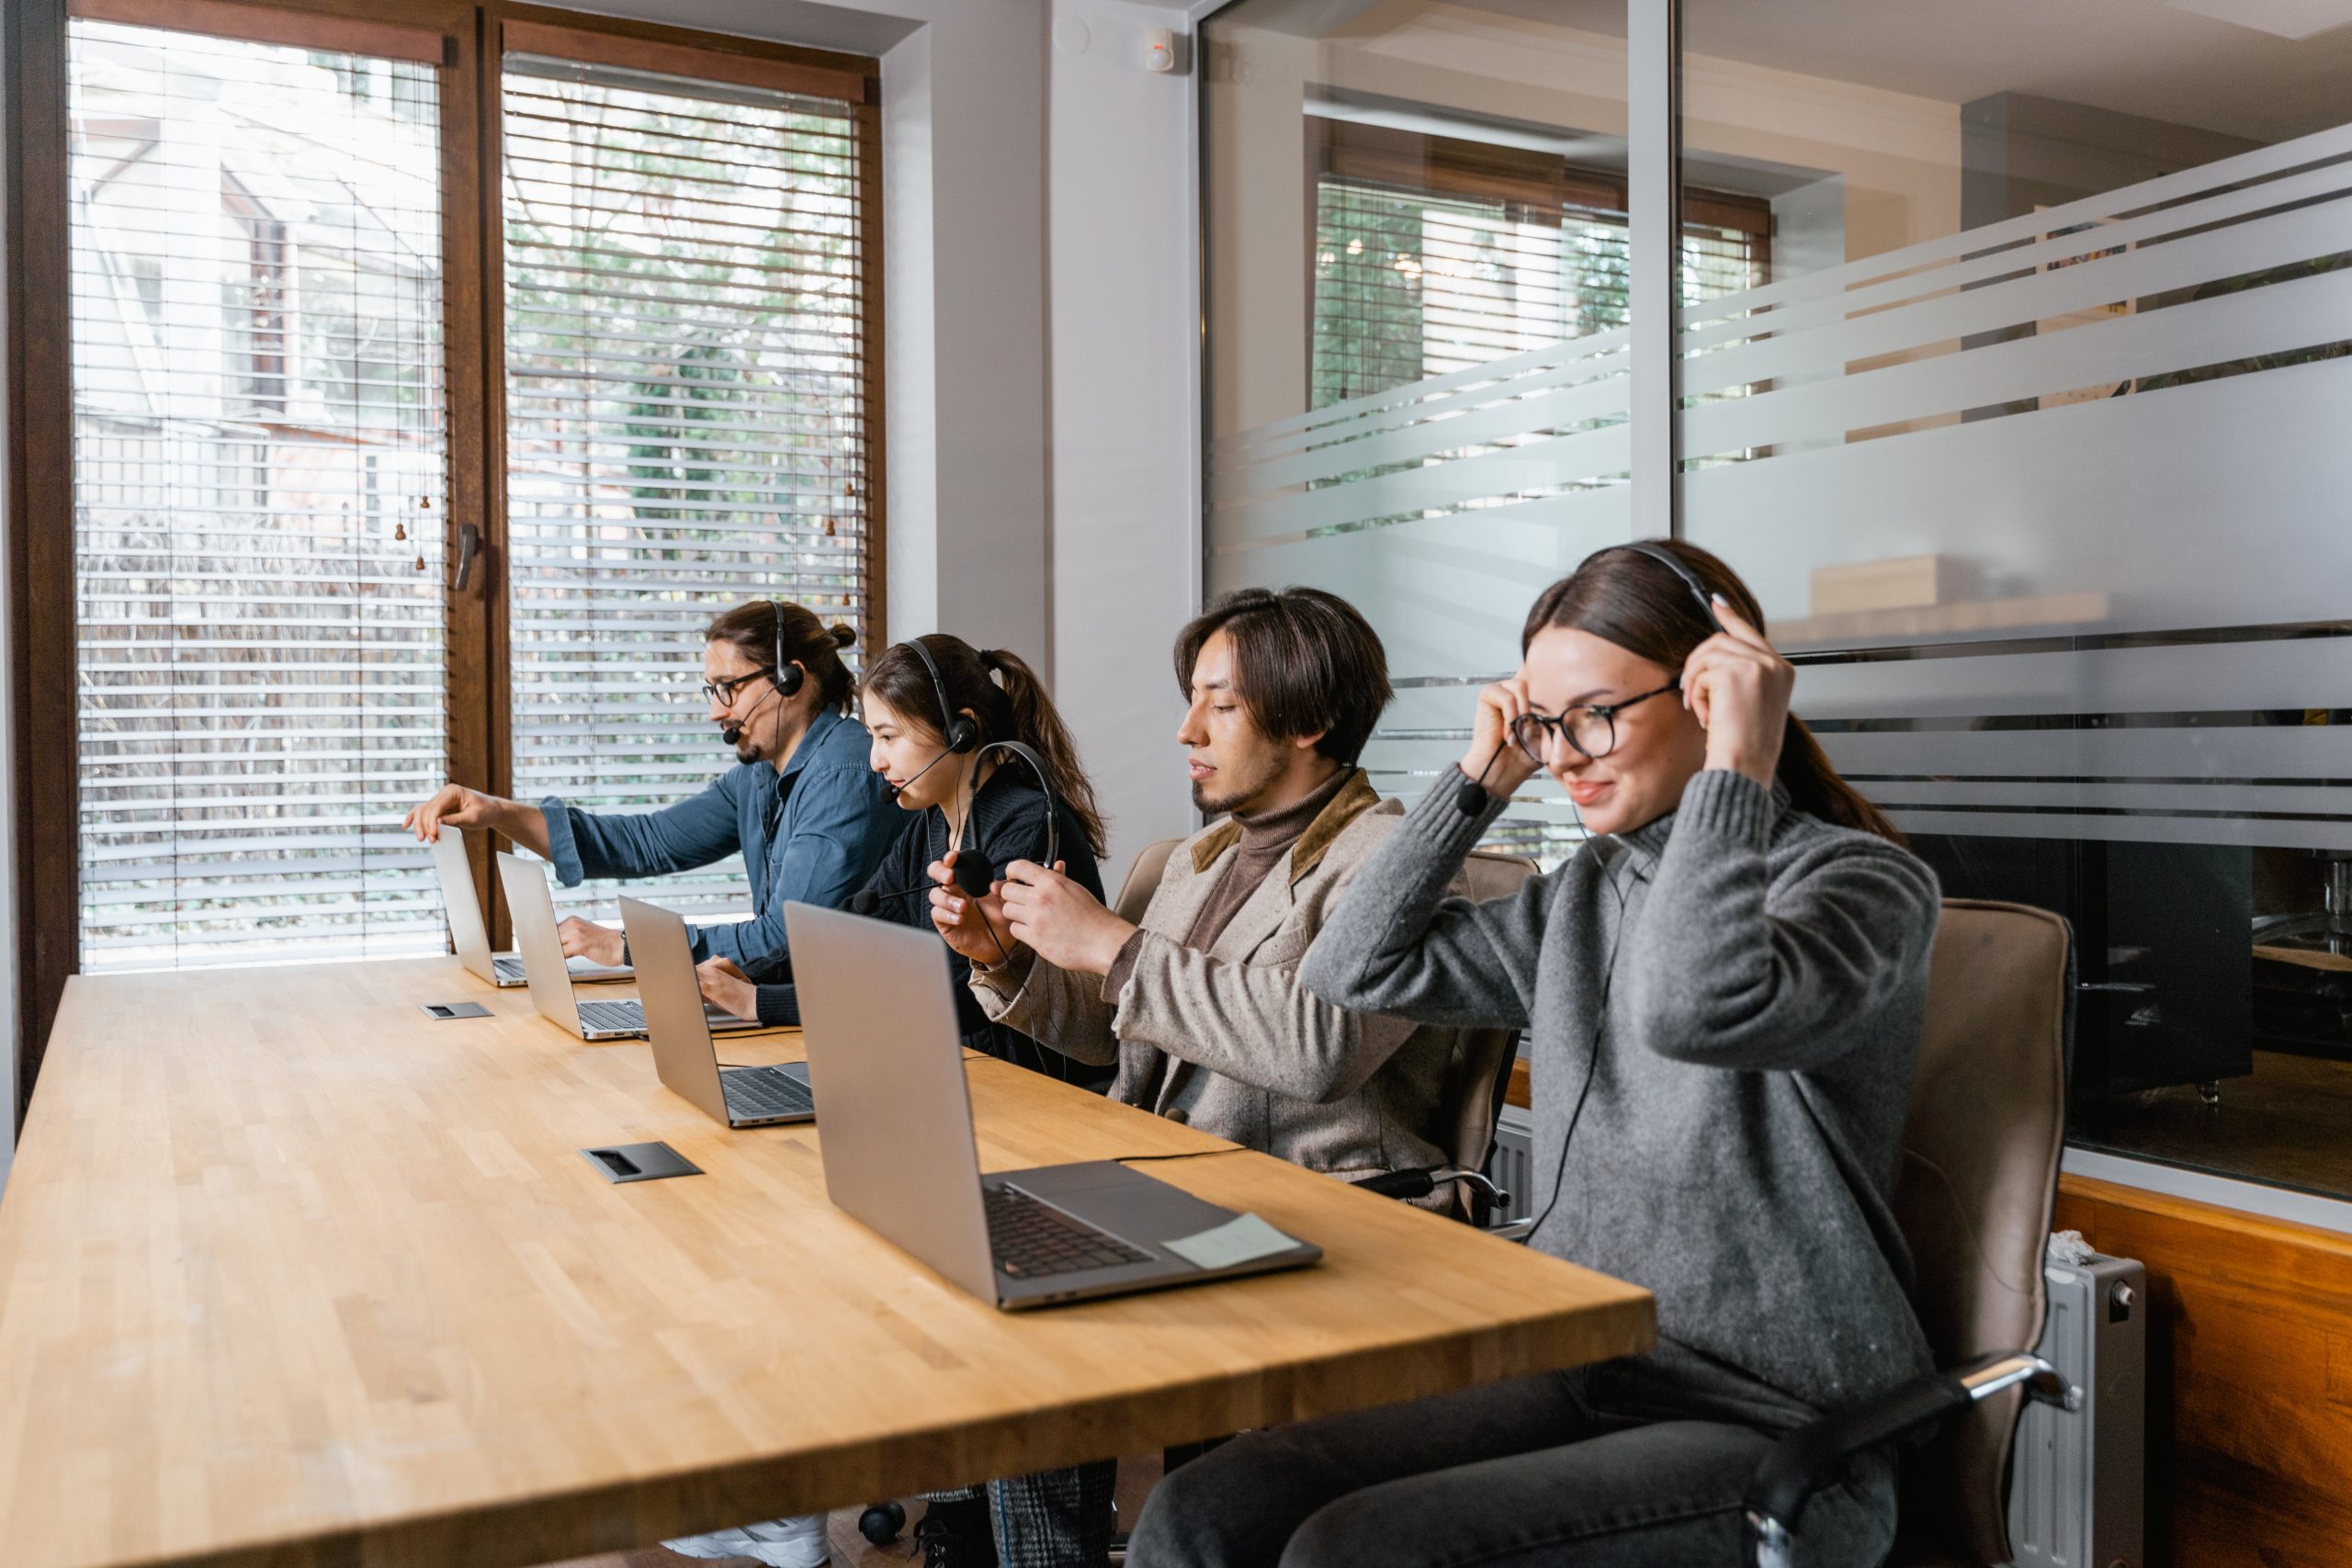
[921,1461,1117,1568]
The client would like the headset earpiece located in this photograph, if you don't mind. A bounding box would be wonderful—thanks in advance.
[769,599,804,697]
[944,713,979,754]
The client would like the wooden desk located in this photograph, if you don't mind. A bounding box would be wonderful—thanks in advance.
[0,957,1654,1568]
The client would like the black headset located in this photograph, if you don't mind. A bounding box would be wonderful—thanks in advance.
[854,638,1059,908]
[770,599,805,698]
[1591,541,1724,635]
[904,635,978,754]
[1455,540,1725,818]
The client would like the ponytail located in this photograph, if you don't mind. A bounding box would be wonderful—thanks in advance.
[980,649,1110,860]
[864,636,1111,860]
[1778,715,1906,847]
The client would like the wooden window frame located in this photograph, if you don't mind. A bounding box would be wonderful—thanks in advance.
[3,0,884,1118]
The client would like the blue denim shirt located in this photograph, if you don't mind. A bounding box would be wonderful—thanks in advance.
[537,707,898,976]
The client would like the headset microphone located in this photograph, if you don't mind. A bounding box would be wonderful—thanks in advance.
[1456,747,1504,818]
[885,742,958,800]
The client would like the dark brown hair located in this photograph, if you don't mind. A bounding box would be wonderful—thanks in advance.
[1173,587,1393,765]
[862,635,1110,859]
[1521,539,1905,845]
[705,601,860,716]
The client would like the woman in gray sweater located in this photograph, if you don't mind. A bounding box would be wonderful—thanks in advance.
[1127,541,1941,1568]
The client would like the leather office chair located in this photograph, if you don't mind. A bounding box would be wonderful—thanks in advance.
[1352,849,1536,1223]
[1116,839,1535,1223]
[1112,838,1182,924]
[1744,899,2076,1568]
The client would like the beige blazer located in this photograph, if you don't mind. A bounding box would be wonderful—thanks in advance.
[969,771,1469,1190]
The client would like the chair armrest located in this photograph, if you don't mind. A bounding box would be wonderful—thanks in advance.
[1349,1167,1506,1205]
[1743,1352,2073,1568]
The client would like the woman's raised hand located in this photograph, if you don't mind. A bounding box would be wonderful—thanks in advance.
[1681,596,1795,788]
[1456,673,1543,798]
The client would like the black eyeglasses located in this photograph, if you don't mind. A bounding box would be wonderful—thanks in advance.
[699,669,773,705]
[1510,680,1681,762]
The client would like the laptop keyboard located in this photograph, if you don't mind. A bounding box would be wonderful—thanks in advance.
[576,998,646,1034]
[721,1066,814,1120]
[493,955,526,982]
[985,1184,1152,1280]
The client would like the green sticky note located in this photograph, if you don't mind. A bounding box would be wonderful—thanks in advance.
[1163,1212,1303,1270]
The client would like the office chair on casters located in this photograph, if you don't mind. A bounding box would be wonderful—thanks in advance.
[1343,848,1538,1224]
[1742,899,2076,1568]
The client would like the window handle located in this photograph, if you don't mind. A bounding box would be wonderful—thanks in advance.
[455,523,481,592]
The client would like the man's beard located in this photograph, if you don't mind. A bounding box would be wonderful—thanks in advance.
[1192,748,1286,817]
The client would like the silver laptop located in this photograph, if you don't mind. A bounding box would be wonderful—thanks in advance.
[785,901,1321,1310]
[620,896,814,1127]
[431,827,630,987]
[496,852,761,1042]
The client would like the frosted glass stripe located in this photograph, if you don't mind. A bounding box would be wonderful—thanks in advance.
[1864,780,2351,815]
[1212,356,1632,501]
[1684,264,2352,457]
[1209,423,1632,543]
[1886,809,2352,852]
[1683,197,2352,402]
[1673,120,2352,327]
[1819,726,2352,779]
[1796,635,2350,720]
[1214,328,1631,457]
[1679,160,2352,364]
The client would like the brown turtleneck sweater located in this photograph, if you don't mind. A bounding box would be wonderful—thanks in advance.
[1102,762,1356,1001]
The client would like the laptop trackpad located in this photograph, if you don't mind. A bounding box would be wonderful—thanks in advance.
[1007,1160,1238,1248]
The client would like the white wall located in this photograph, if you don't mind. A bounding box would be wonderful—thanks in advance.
[1044,0,1200,882]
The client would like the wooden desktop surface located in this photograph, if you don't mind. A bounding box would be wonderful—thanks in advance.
[0,956,1654,1568]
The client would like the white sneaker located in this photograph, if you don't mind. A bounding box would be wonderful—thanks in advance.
[662,1513,830,1568]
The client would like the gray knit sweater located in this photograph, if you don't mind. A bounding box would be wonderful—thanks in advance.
[1300,767,1940,1414]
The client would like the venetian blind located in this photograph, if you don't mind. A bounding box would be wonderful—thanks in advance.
[68,18,448,970]
[1311,124,1769,410]
[501,53,873,924]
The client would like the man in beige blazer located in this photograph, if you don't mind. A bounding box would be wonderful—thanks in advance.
[915,586,1475,1568]
[933,584,1469,1190]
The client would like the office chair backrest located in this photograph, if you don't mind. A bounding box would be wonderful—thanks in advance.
[1113,839,1182,926]
[1435,850,1539,1217]
[1894,898,2073,1564]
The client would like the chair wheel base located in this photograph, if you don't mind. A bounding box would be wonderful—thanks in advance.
[858,1502,906,1545]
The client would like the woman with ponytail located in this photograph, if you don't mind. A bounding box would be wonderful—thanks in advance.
[695,633,1110,1082]
[1127,541,1939,1568]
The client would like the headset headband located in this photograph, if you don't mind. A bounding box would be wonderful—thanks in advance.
[1584,542,1724,634]
[901,636,979,754]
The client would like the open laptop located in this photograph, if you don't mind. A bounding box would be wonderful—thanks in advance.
[496,852,762,1042]
[430,827,630,987]
[620,896,814,1127]
[785,901,1321,1310]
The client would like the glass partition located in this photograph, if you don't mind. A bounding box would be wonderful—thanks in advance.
[1671,2,2352,1199]
[1202,0,1637,866]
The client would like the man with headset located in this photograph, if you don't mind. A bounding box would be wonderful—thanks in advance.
[916,587,1479,1568]
[403,600,899,977]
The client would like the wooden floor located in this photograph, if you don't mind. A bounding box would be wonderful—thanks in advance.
[541,1456,1165,1568]
[2073,1047,2352,1198]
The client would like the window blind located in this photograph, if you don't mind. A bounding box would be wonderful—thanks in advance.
[1309,120,1767,413]
[501,53,873,927]
[1312,175,1768,411]
[68,19,448,971]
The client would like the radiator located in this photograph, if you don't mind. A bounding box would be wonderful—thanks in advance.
[1487,1104,1536,1226]
[2007,1235,2146,1568]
